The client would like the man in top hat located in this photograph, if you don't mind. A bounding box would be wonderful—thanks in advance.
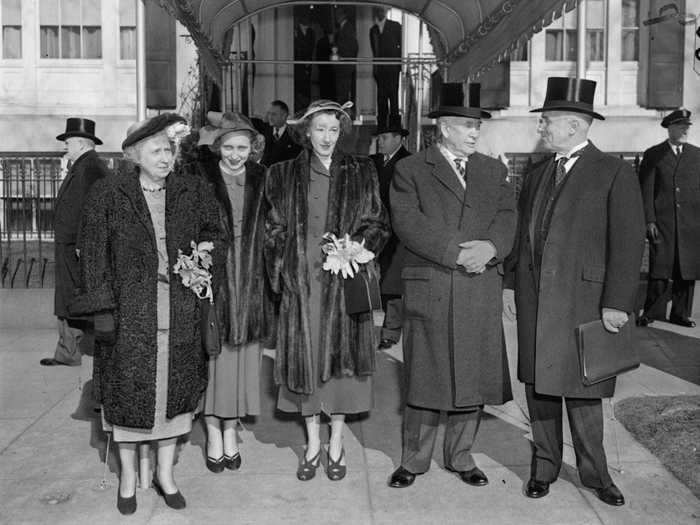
[388,82,515,489]
[369,7,402,130]
[370,114,411,350]
[41,118,110,367]
[637,109,699,328]
[504,77,645,505]
[260,100,301,167]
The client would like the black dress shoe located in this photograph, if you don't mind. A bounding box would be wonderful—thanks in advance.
[378,339,396,350]
[40,358,79,366]
[636,315,654,327]
[117,489,136,515]
[388,466,416,488]
[595,484,625,506]
[525,478,550,498]
[224,452,241,471]
[668,316,696,328]
[206,455,225,473]
[152,479,186,510]
[457,467,488,487]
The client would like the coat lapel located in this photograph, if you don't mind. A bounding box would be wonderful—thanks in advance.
[118,168,157,251]
[527,157,555,256]
[426,145,464,204]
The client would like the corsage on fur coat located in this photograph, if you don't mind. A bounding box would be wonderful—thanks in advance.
[264,149,390,395]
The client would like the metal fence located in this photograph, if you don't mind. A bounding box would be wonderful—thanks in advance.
[0,150,642,288]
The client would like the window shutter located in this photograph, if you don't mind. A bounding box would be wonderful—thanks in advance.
[146,1,177,109]
[478,60,510,109]
[645,0,684,108]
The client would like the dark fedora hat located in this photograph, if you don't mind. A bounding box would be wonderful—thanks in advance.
[661,108,692,128]
[427,83,491,120]
[530,77,605,120]
[374,114,409,136]
[56,117,103,145]
[122,113,187,150]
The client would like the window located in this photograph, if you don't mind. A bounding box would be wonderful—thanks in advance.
[119,0,136,59]
[39,0,101,59]
[586,0,605,62]
[621,0,639,61]
[1,0,21,58]
[545,9,577,61]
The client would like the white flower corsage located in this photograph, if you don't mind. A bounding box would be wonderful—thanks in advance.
[321,233,375,279]
[173,240,214,302]
[166,121,192,147]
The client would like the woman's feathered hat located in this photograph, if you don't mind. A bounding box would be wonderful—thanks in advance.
[290,100,353,124]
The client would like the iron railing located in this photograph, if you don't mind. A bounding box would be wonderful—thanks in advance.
[0,150,642,288]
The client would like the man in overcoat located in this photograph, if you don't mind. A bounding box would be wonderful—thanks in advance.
[40,118,110,367]
[637,109,699,328]
[388,83,516,489]
[260,100,301,168]
[504,77,645,506]
[369,7,402,129]
[370,115,411,349]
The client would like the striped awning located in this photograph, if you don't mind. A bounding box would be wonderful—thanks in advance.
[155,0,578,83]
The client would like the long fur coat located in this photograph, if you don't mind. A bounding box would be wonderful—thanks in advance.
[70,165,222,429]
[264,149,390,395]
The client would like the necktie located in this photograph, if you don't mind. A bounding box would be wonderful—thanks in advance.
[273,129,280,141]
[454,158,467,183]
[675,145,682,156]
[554,150,582,186]
[383,155,390,166]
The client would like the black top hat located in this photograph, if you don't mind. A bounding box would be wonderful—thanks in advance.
[530,77,605,120]
[122,113,187,150]
[427,83,491,120]
[56,118,103,145]
[374,114,409,136]
[661,108,692,128]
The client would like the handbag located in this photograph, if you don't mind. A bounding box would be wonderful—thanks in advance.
[576,319,639,386]
[201,299,221,357]
[344,271,382,315]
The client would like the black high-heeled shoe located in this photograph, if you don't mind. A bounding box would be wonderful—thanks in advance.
[206,455,225,473]
[224,452,241,471]
[117,486,137,515]
[296,449,322,481]
[152,478,186,510]
[326,447,346,481]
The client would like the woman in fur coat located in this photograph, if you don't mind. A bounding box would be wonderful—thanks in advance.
[264,100,390,481]
[70,114,220,514]
[188,112,275,474]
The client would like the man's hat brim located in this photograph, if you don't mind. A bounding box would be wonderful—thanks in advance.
[529,103,605,120]
[427,106,491,119]
[373,127,410,137]
[56,131,103,145]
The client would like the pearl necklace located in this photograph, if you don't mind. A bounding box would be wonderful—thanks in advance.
[141,184,166,192]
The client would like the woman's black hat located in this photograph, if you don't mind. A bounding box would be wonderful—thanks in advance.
[530,77,605,120]
[56,118,103,145]
[427,83,491,120]
[122,113,187,150]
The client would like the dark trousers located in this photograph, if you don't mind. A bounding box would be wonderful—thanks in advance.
[374,67,400,128]
[380,294,403,342]
[525,385,612,489]
[643,241,694,320]
[400,404,482,474]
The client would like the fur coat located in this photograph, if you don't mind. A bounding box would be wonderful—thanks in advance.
[186,156,276,346]
[70,165,222,429]
[264,148,390,395]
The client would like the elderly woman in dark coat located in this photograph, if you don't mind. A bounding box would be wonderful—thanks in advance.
[71,114,220,514]
[265,100,390,481]
[185,111,275,473]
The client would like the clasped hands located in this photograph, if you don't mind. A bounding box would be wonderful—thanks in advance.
[456,240,496,274]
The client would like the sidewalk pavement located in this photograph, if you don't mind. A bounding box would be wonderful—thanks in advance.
[1,304,699,524]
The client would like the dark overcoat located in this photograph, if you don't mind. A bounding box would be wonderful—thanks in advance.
[261,126,302,168]
[70,166,221,429]
[505,143,645,399]
[370,145,411,295]
[639,141,700,280]
[264,148,390,395]
[53,149,110,318]
[188,157,276,346]
[369,19,402,78]
[390,146,516,410]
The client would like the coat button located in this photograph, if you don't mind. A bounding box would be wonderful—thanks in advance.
[676,203,680,208]
[675,187,680,193]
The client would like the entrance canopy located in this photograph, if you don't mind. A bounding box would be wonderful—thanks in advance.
[156,0,579,82]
